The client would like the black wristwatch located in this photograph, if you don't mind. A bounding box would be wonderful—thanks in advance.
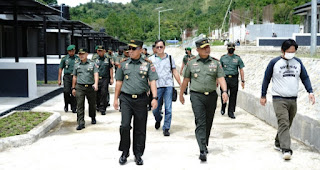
[241,80,245,83]
[153,97,158,100]
[72,88,76,90]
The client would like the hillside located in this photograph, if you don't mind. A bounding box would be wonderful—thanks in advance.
[69,0,310,42]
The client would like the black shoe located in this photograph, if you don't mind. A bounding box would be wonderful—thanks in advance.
[205,149,209,154]
[199,151,207,162]
[72,109,77,113]
[96,107,100,112]
[148,107,152,111]
[228,112,236,119]
[221,110,225,115]
[107,103,110,107]
[91,118,96,124]
[163,129,170,136]
[119,152,129,165]
[76,124,85,130]
[155,121,160,130]
[101,111,106,115]
[64,106,68,112]
[135,156,143,165]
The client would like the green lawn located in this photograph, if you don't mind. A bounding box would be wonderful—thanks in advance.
[37,81,58,85]
[0,111,51,138]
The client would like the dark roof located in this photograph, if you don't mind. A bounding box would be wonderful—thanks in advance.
[294,0,320,15]
[0,14,92,30]
[0,0,61,15]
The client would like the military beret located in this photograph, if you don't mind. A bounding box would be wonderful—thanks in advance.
[185,47,192,51]
[96,45,105,51]
[227,42,236,49]
[78,48,88,54]
[195,38,210,48]
[67,45,75,51]
[128,39,143,48]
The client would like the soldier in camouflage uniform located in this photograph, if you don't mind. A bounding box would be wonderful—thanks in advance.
[114,40,158,166]
[58,45,79,113]
[219,42,245,119]
[92,45,114,115]
[180,38,229,162]
[72,48,99,130]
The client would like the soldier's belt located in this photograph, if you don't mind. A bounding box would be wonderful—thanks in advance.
[190,90,216,96]
[99,77,109,79]
[78,84,93,88]
[225,74,238,78]
[121,92,147,99]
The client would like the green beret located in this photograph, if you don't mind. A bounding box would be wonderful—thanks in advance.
[96,45,105,51]
[195,38,210,48]
[185,47,192,51]
[67,45,75,51]
[78,48,88,54]
[128,39,143,48]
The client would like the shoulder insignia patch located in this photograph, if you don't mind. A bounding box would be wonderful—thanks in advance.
[144,58,152,63]
[189,56,196,61]
[120,58,128,63]
[211,57,219,61]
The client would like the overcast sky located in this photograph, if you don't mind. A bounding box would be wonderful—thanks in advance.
[57,0,132,7]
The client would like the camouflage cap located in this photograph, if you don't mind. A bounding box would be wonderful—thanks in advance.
[195,38,210,48]
[128,39,143,48]
[227,42,236,49]
[67,45,75,51]
[78,48,88,54]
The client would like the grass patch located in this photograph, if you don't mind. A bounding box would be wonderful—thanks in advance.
[0,111,51,138]
[37,81,58,85]
[211,40,224,46]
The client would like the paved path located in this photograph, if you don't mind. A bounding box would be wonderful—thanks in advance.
[0,93,319,170]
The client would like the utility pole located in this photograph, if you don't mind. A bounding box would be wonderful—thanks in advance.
[311,0,317,56]
[156,8,173,40]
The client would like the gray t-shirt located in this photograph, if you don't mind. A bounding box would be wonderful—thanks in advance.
[149,53,176,87]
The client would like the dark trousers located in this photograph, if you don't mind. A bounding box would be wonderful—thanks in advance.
[76,84,96,126]
[190,91,218,152]
[221,76,239,114]
[63,75,77,110]
[118,93,148,157]
[96,78,109,112]
[273,98,297,153]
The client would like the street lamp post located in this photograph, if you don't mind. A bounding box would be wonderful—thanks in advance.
[157,8,173,40]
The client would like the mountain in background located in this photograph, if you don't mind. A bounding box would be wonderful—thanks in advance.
[64,0,310,42]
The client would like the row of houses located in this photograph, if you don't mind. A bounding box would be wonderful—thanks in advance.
[0,0,127,61]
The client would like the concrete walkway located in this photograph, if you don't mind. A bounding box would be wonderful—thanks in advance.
[0,93,319,170]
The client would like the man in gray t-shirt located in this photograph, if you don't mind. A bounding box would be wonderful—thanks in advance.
[149,40,181,136]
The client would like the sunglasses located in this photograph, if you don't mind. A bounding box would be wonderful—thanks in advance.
[156,46,164,49]
[128,47,141,51]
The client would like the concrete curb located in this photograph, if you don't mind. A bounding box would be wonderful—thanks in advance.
[237,90,320,152]
[0,111,61,152]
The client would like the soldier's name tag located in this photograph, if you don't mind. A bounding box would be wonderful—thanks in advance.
[140,66,148,71]
[233,59,238,63]
[88,66,94,71]
[209,64,217,68]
